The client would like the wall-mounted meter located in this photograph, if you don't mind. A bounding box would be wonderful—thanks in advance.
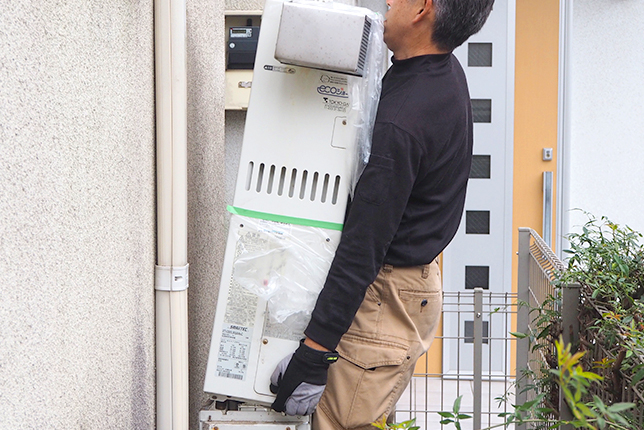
[227,21,260,70]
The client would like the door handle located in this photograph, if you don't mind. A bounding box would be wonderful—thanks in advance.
[543,171,553,247]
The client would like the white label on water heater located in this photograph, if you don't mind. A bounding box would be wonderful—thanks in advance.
[217,323,253,380]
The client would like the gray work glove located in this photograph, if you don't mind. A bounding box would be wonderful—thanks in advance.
[269,341,339,416]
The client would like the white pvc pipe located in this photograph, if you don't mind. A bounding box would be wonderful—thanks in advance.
[155,0,189,428]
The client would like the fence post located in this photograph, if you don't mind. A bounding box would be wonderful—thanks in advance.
[515,229,531,430]
[473,288,483,430]
[561,283,580,349]
[558,283,580,429]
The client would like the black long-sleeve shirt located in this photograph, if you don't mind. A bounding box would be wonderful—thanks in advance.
[305,53,473,350]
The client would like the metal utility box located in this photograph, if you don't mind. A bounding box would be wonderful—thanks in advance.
[227,25,260,70]
[225,12,262,110]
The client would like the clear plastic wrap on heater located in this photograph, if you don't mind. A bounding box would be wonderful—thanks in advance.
[231,216,339,334]
[231,1,386,334]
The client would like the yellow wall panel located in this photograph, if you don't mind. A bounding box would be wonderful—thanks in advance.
[511,0,560,375]
[513,0,560,272]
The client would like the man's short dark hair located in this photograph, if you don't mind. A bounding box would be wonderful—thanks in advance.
[432,0,495,52]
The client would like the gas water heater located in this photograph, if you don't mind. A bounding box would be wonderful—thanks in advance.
[202,0,385,426]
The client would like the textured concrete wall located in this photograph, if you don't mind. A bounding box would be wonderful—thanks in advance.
[226,0,265,11]
[224,111,246,204]
[186,0,227,429]
[0,1,156,429]
[568,0,644,234]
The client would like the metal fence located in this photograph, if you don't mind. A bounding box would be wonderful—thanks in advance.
[393,228,643,429]
[392,228,563,430]
[577,284,644,427]
[395,289,521,430]
[517,228,644,429]
[515,228,575,428]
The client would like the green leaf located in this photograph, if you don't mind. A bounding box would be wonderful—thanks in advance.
[607,402,635,412]
[371,414,389,429]
[578,370,602,381]
[516,398,538,411]
[456,414,471,420]
[439,419,454,425]
[562,387,574,403]
[437,412,454,418]
[453,395,463,414]
[576,402,594,418]
[591,395,607,413]
[633,368,644,386]
[611,412,630,426]
[596,416,606,429]
[510,331,528,339]
[573,388,582,403]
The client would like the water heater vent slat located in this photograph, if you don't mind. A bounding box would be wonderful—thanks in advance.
[357,18,371,72]
[244,161,342,205]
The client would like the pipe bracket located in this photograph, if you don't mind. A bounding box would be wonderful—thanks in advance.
[155,264,189,291]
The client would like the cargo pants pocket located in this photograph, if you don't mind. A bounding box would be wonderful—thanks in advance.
[318,335,410,429]
[398,289,442,345]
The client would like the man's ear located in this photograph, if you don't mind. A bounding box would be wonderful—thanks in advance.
[413,0,433,23]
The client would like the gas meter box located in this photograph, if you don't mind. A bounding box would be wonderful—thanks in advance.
[204,0,385,408]
[227,25,260,69]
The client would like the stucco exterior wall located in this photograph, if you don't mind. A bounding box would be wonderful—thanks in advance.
[186,0,226,428]
[0,1,156,428]
[568,0,644,234]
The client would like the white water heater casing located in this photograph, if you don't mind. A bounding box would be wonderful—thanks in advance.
[204,0,383,407]
[275,2,372,76]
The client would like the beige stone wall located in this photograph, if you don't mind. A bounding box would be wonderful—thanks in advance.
[186,0,226,428]
[0,1,156,428]
[0,0,227,428]
[0,0,391,427]
[226,0,265,11]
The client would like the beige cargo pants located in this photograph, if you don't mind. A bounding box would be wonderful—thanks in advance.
[313,259,442,430]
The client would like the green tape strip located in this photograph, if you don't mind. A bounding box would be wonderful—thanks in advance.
[227,205,343,231]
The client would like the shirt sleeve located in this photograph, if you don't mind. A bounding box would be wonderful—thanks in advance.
[304,122,424,350]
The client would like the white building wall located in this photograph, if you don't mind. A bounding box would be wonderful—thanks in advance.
[0,1,156,428]
[0,0,227,429]
[568,0,644,235]
[186,1,227,429]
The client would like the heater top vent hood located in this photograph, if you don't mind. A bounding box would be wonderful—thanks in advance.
[274,1,373,76]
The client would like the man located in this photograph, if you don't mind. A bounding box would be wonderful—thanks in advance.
[269,0,494,427]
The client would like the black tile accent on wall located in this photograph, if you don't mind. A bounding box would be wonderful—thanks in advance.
[466,210,490,234]
[464,320,489,344]
[471,99,492,123]
[468,42,493,67]
[465,266,490,290]
[470,155,491,179]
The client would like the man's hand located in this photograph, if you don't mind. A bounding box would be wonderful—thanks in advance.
[269,340,338,415]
